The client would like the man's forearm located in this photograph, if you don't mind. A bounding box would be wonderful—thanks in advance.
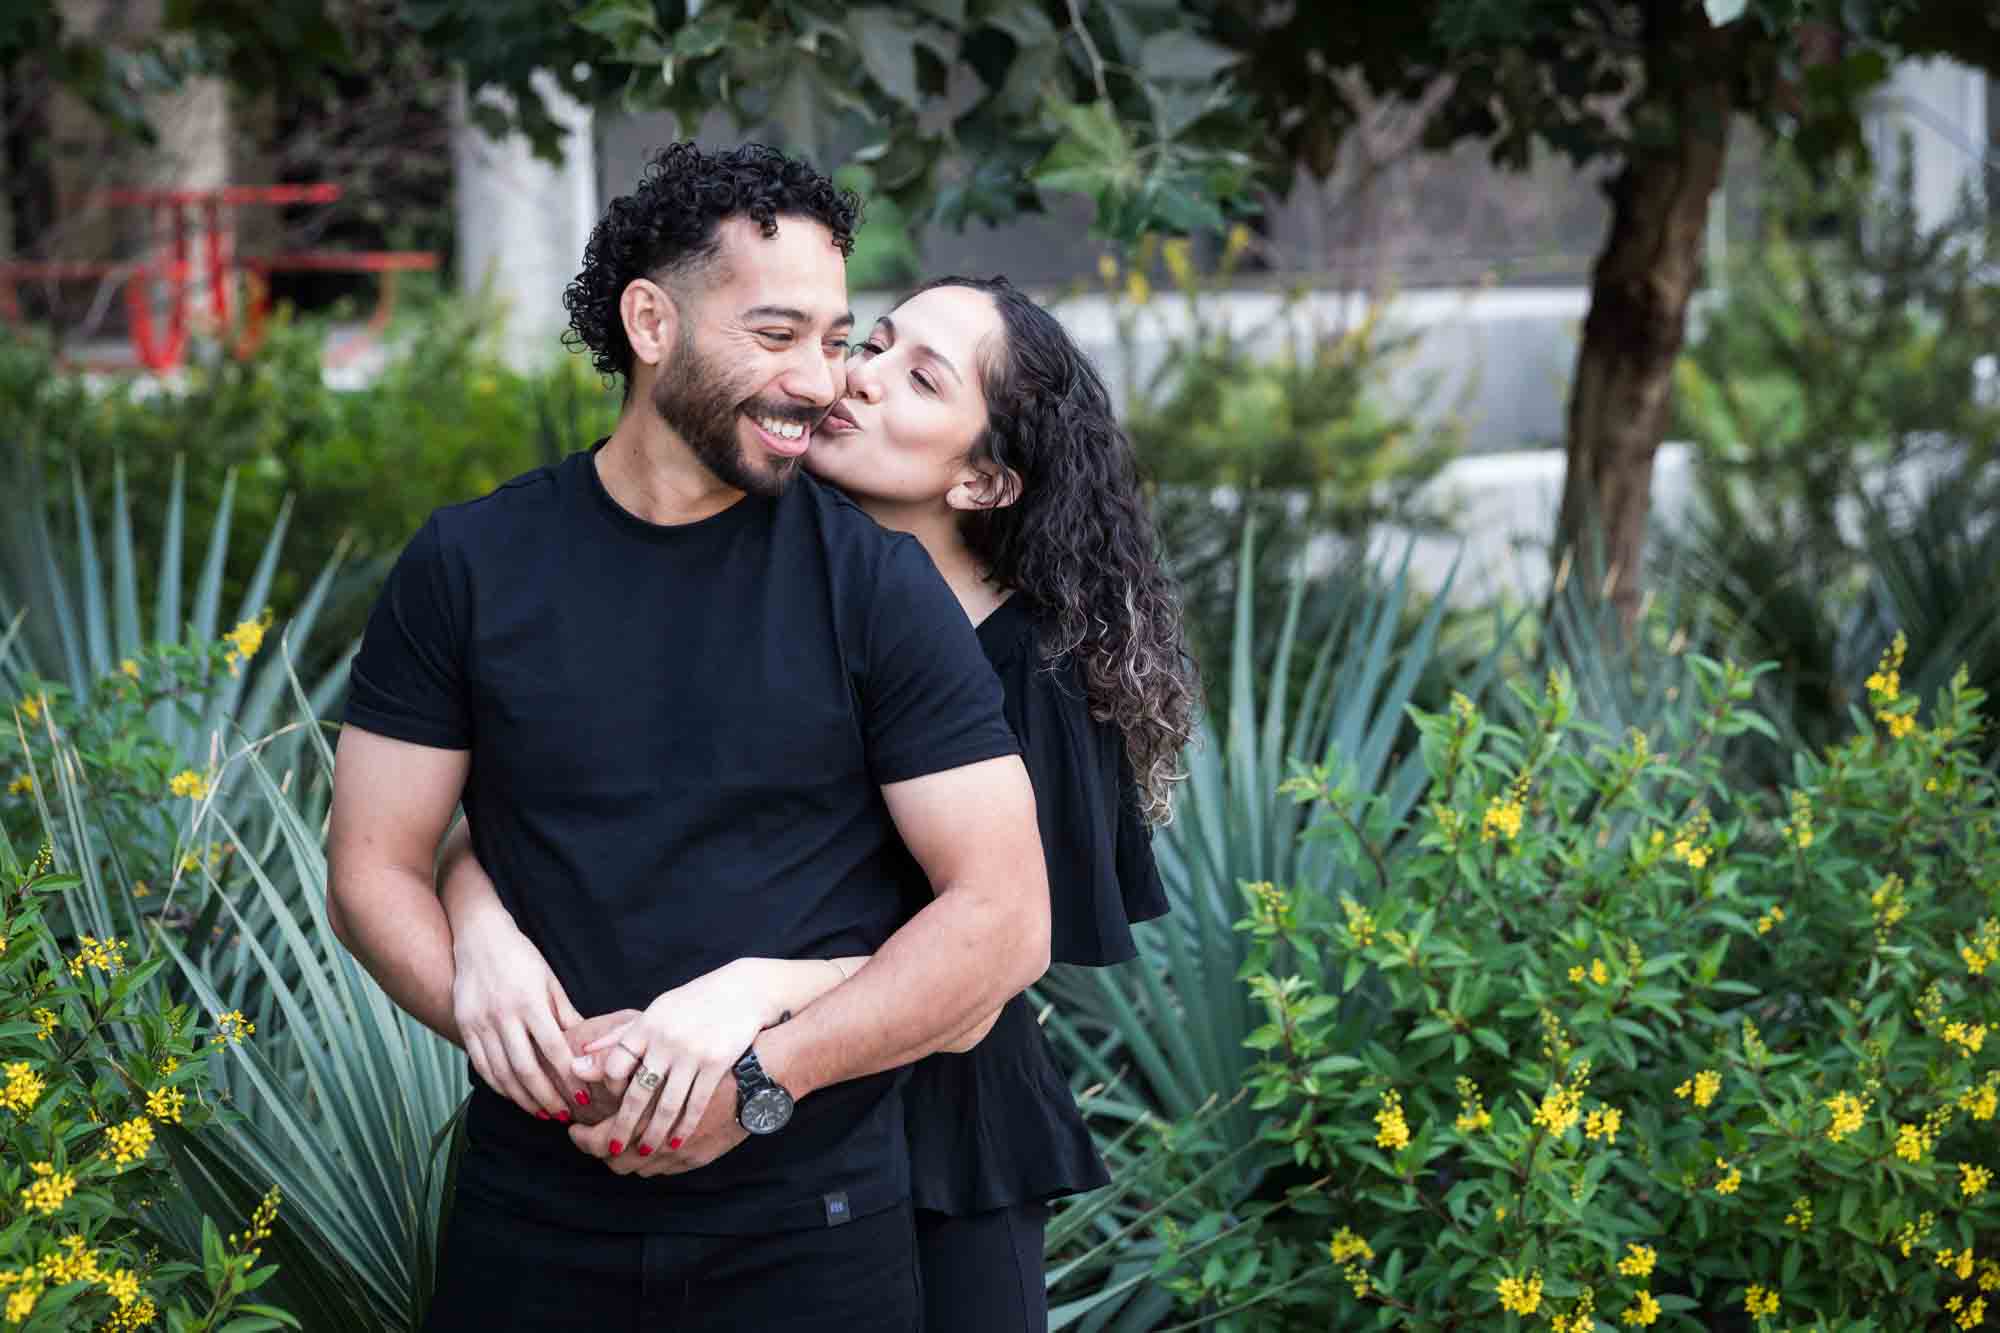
[327,863,462,1046]
[756,881,1044,1099]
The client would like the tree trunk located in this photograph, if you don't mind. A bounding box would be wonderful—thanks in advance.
[1554,57,1734,626]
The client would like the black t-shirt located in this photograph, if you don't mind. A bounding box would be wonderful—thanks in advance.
[345,445,1019,1235]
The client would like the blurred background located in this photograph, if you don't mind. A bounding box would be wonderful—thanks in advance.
[2,3,1997,1330]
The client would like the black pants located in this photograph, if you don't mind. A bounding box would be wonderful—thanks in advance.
[424,1189,920,1332]
[915,1204,1050,1333]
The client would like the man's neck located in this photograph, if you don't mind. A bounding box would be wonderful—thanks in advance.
[861,500,1010,626]
[596,407,744,527]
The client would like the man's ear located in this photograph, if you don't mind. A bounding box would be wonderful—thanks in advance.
[945,462,1023,513]
[621,279,680,369]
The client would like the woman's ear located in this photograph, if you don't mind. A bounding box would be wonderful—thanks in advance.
[621,278,679,370]
[945,462,1023,513]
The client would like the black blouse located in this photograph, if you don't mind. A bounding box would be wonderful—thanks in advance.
[903,595,1169,1215]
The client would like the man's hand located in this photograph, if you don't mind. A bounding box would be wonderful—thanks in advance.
[453,903,589,1120]
[567,1070,748,1175]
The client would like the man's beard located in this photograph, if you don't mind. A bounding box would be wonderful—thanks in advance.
[650,334,804,499]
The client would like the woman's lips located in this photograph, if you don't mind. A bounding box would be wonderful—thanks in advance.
[822,403,861,434]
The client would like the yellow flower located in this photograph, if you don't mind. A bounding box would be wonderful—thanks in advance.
[168,768,211,800]
[1784,1196,1813,1231]
[1825,1090,1869,1141]
[1867,632,1906,702]
[1481,796,1524,843]
[1568,965,1586,983]
[5,773,30,796]
[1161,237,1194,288]
[160,1057,180,1076]
[1097,253,1118,285]
[1453,1077,1491,1134]
[67,933,128,978]
[1328,1226,1374,1265]
[1616,1244,1656,1279]
[1585,1106,1622,1144]
[1532,1086,1583,1137]
[1779,790,1813,849]
[145,1085,186,1125]
[101,1267,141,1308]
[41,1234,102,1284]
[1880,709,1916,739]
[1960,1163,1993,1199]
[1960,1077,1998,1122]
[1620,1290,1661,1326]
[222,609,275,675]
[213,1009,255,1046]
[1944,1022,1988,1057]
[1895,1121,1930,1162]
[1590,958,1610,985]
[1495,1271,1543,1315]
[5,1285,38,1322]
[31,1008,56,1042]
[120,658,140,679]
[104,1115,154,1167]
[1374,1089,1411,1151]
[1124,269,1152,306]
[17,694,41,722]
[1675,1069,1722,1110]
[1714,1158,1743,1195]
[1949,1296,1988,1330]
[1756,905,1785,935]
[1223,223,1253,265]
[1941,1248,1977,1281]
[20,1162,76,1214]
[0,1061,46,1114]
[1340,896,1377,949]
[1745,1284,1780,1317]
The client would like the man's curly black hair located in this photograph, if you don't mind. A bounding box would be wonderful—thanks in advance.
[562,142,862,382]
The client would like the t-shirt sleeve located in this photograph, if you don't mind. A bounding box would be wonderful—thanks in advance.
[860,537,1019,786]
[344,514,472,749]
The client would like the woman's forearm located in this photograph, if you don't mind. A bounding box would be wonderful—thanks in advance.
[437,818,511,930]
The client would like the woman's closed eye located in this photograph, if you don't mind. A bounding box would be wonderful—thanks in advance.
[847,339,885,359]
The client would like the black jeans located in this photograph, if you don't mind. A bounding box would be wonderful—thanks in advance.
[424,1189,921,1333]
[915,1204,1050,1333]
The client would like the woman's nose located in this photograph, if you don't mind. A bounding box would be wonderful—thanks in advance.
[845,364,881,402]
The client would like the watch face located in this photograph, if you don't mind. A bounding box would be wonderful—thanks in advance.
[740,1086,794,1135]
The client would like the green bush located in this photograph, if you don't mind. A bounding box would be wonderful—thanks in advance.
[4,295,622,644]
[1160,639,1998,1330]
[1670,140,2000,775]
[0,844,297,1331]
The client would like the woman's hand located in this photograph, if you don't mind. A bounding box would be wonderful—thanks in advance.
[574,958,806,1164]
[451,901,590,1120]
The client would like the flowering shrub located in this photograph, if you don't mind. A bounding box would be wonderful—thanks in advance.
[0,848,294,1330]
[1171,642,1999,1329]
[4,617,274,903]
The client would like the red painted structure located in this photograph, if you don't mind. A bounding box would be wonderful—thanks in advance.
[0,183,438,371]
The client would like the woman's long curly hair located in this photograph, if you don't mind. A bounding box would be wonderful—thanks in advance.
[562,142,861,384]
[918,276,1199,824]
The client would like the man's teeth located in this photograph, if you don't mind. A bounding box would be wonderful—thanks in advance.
[755,416,806,441]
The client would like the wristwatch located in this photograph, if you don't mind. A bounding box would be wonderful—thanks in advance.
[733,1045,795,1135]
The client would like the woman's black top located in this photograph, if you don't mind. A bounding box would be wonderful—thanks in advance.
[903,594,1169,1215]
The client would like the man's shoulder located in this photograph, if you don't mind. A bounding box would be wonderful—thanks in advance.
[783,474,927,575]
[425,459,569,552]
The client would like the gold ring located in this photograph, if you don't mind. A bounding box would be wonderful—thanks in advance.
[636,1067,663,1091]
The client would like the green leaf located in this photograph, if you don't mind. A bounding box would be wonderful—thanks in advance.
[1139,29,1237,83]
[848,9,921,109]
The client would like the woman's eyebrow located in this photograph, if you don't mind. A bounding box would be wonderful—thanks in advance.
[877,315,962,386]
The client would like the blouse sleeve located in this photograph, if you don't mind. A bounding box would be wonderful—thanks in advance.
[1008,649,1169,967]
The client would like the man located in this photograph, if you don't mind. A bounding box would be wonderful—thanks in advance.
[325,142,1050,1330]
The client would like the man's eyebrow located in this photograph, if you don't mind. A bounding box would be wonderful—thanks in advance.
[877,315,963,386]
[741,305,855,331]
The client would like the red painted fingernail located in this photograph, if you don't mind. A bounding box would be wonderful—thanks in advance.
[637,1143,653,1157]
[575,1090,590,1107]
[669,1137,682,1150]
[609,1139,624,1156]
[535,1110,551,1120]
[557,1110,571,1124]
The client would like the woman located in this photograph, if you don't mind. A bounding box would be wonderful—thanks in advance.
[440,275,1196,1330]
